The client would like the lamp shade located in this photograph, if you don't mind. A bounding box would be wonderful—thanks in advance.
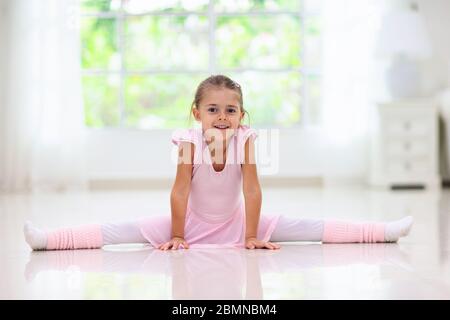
[376,10,432,59]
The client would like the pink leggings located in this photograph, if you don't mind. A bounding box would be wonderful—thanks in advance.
[45,215,385,250]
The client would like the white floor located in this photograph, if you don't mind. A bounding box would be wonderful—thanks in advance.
[1,186,450,299]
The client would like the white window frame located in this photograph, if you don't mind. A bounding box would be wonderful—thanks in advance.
[80,0,321,128]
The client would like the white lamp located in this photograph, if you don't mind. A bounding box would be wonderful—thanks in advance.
[376,3,432,99]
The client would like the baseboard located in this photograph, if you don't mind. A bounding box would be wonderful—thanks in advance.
[89,176,323,190]
[260,176,323,188]
[89,178,173,190]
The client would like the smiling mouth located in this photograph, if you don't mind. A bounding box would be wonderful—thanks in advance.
[213,125,230,129]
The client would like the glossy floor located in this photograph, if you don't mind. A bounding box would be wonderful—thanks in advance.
[1,187,449,299]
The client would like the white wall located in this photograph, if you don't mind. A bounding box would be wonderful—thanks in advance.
[417,0,450,180]
[87,127,326,181]
[0,0,7,171]
[418,0,450,94]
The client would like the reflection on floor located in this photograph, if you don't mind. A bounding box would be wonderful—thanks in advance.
[1,187,449,299]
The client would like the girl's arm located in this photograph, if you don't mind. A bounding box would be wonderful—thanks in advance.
[242,138,280,250]
[242,138,261,240]
[160,141,193,250]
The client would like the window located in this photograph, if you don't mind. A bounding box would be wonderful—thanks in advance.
[80,0,322,129]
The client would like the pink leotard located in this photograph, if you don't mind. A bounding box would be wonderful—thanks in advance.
[138,125,280,248]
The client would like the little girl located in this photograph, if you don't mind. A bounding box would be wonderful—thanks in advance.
[24,75,413,251]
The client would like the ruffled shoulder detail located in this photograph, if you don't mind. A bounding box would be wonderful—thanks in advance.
[237,125,257,145]
[171,128,200,147]
[172,128,204,165]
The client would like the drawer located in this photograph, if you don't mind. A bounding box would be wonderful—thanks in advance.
[382,117,430,137]
[385,158,431,175]
[384,138,430,157]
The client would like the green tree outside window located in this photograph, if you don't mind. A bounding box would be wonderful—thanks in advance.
[80,0,322,129]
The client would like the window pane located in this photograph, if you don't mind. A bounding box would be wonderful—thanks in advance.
[83,75,120,127]
[124,74,208,129]
[81,18,119,70]
[228,72,301,127]
[304,17,321,71]
[304,0,322,13]
[124,16,209,70]
[306,74,321,125]
[80,0,120,13]
[216,16,301,69]
[215,0,300,12]
[123,0,209,14]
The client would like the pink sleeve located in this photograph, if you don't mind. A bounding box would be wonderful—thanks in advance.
[239,125,258,145]
[171,129,197,147]
[237,125,258,164]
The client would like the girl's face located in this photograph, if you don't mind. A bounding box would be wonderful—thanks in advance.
[193,88,244,141]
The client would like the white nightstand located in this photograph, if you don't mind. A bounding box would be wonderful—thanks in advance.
[368,99,441,189]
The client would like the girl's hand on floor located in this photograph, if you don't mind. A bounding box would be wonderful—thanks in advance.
[245,237,281,250]
[158,237,190,250]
